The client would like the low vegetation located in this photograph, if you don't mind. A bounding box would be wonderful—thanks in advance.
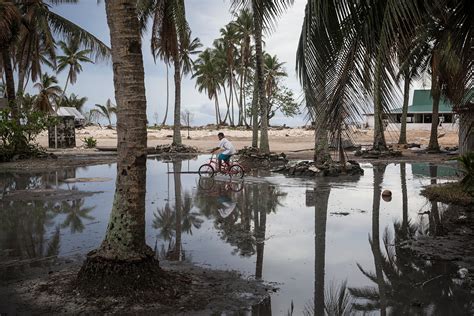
[0,109,56,162]
[82,136,97,148]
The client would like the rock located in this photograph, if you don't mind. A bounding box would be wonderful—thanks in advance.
[308,165,320,173]
[407,143,421,148]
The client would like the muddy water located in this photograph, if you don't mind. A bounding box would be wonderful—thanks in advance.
[0,156,471,315]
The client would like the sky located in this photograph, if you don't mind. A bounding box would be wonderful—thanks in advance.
[31,1,427,126]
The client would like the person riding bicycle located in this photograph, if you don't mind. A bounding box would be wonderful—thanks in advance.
[212,132,236,172]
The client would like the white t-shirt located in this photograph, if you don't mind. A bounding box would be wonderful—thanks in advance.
[218,138,236,155]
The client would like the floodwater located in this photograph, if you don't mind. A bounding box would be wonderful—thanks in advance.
[0,156,472,315]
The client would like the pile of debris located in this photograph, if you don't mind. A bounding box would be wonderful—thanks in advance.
[272,160,364,177]
[155,144,199,154]
[237,147,288,170]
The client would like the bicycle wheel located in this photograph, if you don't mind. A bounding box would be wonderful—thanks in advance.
[229,164,245,178]
[198,164,215,177]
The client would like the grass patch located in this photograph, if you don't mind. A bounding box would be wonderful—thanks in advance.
[421,182,474,207]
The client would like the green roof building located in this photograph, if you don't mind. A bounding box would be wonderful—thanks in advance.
[364,89,455,126]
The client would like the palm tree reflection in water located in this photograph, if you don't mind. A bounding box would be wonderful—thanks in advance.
[350,164,472,314]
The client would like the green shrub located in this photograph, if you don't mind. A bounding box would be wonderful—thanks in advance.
[82,136,97,148]
[0,109,56,162]
[457,152,474,195]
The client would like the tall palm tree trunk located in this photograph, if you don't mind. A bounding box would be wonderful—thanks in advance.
[172,58,182,145]
[251,76,259,148]
[161,63,169,126]
[2,47,18,118]
[77,0,153,285]
[17,52,29,97]
[253,0,269,153]
[314,184,330,316]
[398,73,410,144]
[313,80,331,164]
[229,69,235,126]
[428,72,441,151]
[373,56,387,151]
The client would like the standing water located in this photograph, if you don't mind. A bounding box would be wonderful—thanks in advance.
[0,156,471,315]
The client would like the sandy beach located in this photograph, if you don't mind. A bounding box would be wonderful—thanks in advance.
[36,124,459,154]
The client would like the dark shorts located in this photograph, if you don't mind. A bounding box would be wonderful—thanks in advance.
[218,153,232,162]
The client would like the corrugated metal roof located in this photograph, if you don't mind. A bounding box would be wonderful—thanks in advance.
[57,107,85,119]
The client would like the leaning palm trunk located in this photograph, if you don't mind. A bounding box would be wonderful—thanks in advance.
[172,57,182,145]
[17,52,29,99]
[1,47,18,118]
[161,64,169,126]
[372,56,387,151]
[398,73,410,145]
[428,73,441,151]
[77,0,155,289]
[251,76,259,148]
[253,0,269,153]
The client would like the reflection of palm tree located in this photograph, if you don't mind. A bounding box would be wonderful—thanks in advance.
[400,163,409,238]
[181,192,203,235]
[59,198,95,234]
[350,164,388,314]
[153,203,175,241]
[313,183,330,316]
[351,220,472,315]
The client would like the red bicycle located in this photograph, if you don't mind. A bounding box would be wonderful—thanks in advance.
[198,154,245,178]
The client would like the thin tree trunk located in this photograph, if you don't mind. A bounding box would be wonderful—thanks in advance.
[428,73,440,151]
[373,55,387,151]
[371,164,387,316]
[77,0,153,287]
[314,183,330,316]
[161,63,169,126]
[398,73,410,144]
[2,47,18,118]
[253,1,269,153]
[251,76,259,148]
[17,51,29,98]
[222,85,231,125]
[59,72,71,110]
[239,47,245,126]
[214,97,219,125]
[172,57,182,146]
[229,68,235,126]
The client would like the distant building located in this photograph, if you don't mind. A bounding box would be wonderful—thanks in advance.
[364,89,454,128]
[57,107,86,127]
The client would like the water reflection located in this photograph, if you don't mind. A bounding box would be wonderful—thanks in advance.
[350,163,472,315]
[1,159,472,314]
[194,178,286,279]
[154,160,203,261]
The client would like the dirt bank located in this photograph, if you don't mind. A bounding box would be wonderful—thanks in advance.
[0,259,274,315]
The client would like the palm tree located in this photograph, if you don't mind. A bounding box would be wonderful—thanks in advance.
[232,0,294,153]
[193,49,223,125]
[0,0,21,116]
[234,9,254,127]
[62,93,88,112]
[263,53,286,122]
[147,0,189,146]
[218,23,240,126]
[77,0,153,288]
[56,37,94,106]
[92,99,117,127]
[33,73,62,112]
[0,0,110,111]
